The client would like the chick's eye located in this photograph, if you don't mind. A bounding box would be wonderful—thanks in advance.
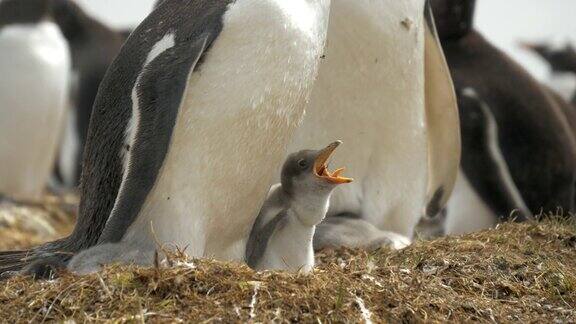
[297,159,308,169]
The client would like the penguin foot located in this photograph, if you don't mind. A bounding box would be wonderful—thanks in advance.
[68,243,155,275]
[415,208,447,240]
[21,255,69,280]
[314,215,411,251]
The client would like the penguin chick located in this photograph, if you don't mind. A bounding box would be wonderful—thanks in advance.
[246,141,353,273]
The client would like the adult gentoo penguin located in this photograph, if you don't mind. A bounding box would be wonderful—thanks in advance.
[0,0,331,277]
[0,0,71,200]
[430,0,576,234]
[246,142,352,272]
[50,0,126,187]
[287,0,460,247]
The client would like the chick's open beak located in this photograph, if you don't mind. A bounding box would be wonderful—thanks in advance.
[313,141,353,184]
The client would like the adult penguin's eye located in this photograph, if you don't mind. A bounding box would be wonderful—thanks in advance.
[298,159,308,169]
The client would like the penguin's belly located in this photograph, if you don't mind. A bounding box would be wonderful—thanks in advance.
[445,170,496,235]
[0,22,70,200]
[124,0,329,261]
[289,0,428,238]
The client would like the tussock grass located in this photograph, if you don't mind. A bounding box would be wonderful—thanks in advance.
[0,199,574,322]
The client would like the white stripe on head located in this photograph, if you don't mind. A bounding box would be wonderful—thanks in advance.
[462,87,533,219]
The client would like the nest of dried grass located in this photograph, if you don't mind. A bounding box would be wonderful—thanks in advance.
[0,199,574,323]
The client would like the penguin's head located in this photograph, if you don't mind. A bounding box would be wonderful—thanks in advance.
[281,141,353,198]
[0,0,51,30]
[430,0,476,41]
[50,0,89,44]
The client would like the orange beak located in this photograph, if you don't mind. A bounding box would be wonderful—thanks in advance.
[313,141,353,185]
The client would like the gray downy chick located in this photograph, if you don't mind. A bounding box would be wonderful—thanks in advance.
[246,141,353,273]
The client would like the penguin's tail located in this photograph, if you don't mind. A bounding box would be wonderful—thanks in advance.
[0,240,73,279]
[0,250,35,276]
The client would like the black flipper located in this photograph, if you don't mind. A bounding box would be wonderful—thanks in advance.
[246,210,288,269]
[89,0,230,245]
[97,35,210,244]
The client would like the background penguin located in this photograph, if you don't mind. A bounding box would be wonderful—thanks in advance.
[49,0,126,188]
[446,89,532,234]
[246,142,353,272]
[430,0,576,235]
[522,42,576,105]
[517,43,576,136]
[0,0,71,201]
[287,0,460,249]
[0,0,331,278]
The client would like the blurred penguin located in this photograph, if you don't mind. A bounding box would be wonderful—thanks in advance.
[0,0,71,200]
[50,0,126,188]
[522,42,576,105]
[430,0,576,235]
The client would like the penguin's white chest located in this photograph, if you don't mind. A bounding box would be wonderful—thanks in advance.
[125,0,330,261]
[0,22,71,200]
[445,170,496,235]
[288,0,428,237]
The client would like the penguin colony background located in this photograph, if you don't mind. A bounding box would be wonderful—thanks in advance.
[0,0,574,278]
